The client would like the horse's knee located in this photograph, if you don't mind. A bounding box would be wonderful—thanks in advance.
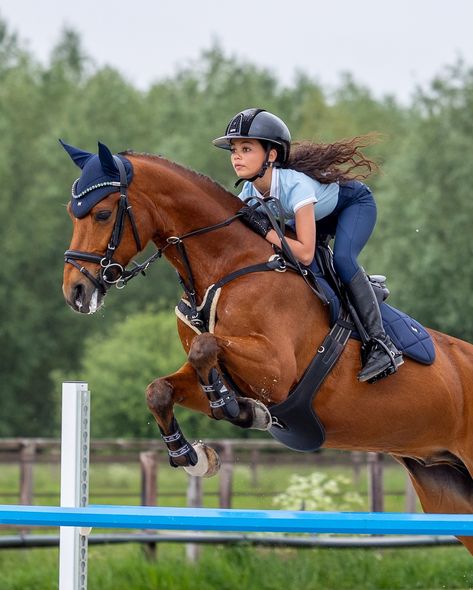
[146,378,173,416]
[188,333,219,373]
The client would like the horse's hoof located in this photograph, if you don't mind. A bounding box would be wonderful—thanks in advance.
[250,399,273,431]
[184,442,221,478]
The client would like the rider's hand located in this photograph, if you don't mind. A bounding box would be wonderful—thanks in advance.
[239,206,271,238]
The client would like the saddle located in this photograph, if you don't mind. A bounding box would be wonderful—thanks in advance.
[311,236,435,366]
[267,235,435,453]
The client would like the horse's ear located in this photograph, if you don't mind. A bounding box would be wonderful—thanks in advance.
[98,142,118,175]
[59,139,93,169]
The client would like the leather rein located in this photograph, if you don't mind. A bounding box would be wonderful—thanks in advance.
[64,158,298,307]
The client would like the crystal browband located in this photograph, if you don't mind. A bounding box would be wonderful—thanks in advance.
[71,178,121,199]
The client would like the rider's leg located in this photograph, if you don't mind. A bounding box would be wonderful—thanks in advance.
[332,182,403,382]
[346,268,403,381]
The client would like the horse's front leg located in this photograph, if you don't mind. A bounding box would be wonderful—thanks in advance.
[187,332,283,431]
[146,362,220,477]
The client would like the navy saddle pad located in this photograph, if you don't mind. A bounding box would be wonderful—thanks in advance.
[319,277,435,365]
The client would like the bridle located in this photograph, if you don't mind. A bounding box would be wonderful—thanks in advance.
[64,156,145,295]
[64,156,243,296]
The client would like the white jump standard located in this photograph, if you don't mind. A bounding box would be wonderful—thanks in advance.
[59,381,90,590]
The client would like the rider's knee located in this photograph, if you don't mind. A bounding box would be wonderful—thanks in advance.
[333,254,358,284]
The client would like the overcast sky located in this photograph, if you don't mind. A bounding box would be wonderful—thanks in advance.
[1,1,472,102]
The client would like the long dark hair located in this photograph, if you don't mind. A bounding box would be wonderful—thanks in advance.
[284,134,379,184]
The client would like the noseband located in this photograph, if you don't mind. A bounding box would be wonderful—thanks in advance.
[64,156,144,295]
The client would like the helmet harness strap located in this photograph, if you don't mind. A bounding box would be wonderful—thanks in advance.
[234,144,274,188]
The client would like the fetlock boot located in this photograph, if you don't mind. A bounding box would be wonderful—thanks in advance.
[346,269,403,382]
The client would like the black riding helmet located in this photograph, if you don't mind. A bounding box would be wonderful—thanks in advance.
[213,108,292,185]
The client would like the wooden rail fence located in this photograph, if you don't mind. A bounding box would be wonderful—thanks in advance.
[0,439,417,513]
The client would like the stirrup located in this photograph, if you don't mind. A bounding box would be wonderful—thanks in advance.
[358,339,403,383]
[365,356,404,384]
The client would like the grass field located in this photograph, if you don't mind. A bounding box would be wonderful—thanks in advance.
[0,542,472,590]
[1,454,472,589]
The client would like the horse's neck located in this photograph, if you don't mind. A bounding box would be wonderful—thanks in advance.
[136,157,265,297]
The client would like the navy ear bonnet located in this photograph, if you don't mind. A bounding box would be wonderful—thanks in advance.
[59,140,133,219]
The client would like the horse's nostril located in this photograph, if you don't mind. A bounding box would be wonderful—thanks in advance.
[73,283,85,308]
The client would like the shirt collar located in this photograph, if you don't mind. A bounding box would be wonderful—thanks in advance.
[253,167,280,199]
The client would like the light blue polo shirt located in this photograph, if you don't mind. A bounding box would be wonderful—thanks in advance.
[238,168,339,221]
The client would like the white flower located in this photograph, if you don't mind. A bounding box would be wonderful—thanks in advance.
[273,471,363,512]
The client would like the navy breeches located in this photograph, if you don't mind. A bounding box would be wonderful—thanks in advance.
[324,180,377,284]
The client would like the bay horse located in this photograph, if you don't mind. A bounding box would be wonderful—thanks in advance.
[61,142,473,554]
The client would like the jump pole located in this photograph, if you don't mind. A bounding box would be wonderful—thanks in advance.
[59,382,90,590]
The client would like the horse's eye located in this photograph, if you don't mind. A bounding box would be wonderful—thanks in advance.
[95,210,112,221]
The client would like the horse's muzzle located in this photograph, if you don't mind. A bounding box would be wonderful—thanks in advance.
[63,279,103,314]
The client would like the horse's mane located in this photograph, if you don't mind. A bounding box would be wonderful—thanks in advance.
[122,150,237,204]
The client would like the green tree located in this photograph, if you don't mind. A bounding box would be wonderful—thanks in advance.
[0,19,64,435]
[370,62,473,340]
[0,15,22,73]
[294,73,411,196]
[48,28,89,83]
[143,42,298,188]
[0,25,178,435]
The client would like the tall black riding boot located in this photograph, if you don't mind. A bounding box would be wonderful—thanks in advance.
[346,269,403,382]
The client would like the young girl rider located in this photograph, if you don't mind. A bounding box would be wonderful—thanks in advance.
[213,108,403,383]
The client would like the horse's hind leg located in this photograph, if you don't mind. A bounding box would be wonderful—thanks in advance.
[397,456,473,555]
[187,332,274,431]
[146,362,221,477]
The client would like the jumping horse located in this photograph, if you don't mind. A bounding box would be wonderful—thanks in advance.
[61,142,473,554]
